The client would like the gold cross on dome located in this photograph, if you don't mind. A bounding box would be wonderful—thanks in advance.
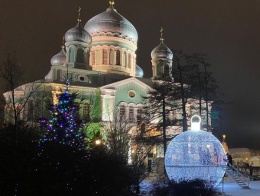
[77,6,81,22]
[160,27,164,41]
[61,36,65,48]
[109,0,115,8]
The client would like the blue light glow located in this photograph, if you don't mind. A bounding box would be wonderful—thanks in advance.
[165,130,227,187]
[39,86,85,150]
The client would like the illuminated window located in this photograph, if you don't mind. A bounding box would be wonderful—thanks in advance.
[129,106,134,122]
[103,49,108,64]
[116,50,121,65]
[124,51,127,67]
[128,53,131,68]
[97,49,102,65]
[91,51,96,65]
[137,106,143,123]
[109,49,114,65]
[5,105,13,123]
[168,110,176,125]
[119,105,126,120]
[81,102,90,121]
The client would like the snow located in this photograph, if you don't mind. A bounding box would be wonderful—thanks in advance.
[140,178,260,196]
[216,178,260,196]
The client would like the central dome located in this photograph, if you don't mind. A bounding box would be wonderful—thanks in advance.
[84,7,138,43]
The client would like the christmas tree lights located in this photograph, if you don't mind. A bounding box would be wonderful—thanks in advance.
[39,80,85,150]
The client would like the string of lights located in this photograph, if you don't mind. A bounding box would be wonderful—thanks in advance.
[39,80,85,151]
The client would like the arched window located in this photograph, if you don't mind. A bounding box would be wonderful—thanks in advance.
[96,49,102,65]
[137,106,143,123]
[5,105,13,124]
[116,50,121,65]
[69,48,75,62]
[81,102,90,122]
[157,61,165,76]
[128,54,131,68]
[119,105,126,121]
[124,51,128,67]
[129,106,134,122]
[103,49,108,64]
[109,49,114,65]
[91,51,96,65]
[76,48,84,63]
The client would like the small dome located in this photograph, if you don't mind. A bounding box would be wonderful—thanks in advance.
[51,48,66,66]
[151,41,173,60]
[65,22,92,44]
[135,65,144,78]
[84,7,138,43]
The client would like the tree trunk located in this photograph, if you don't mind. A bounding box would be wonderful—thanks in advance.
[178,64,187,131]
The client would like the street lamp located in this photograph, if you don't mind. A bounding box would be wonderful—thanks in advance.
[95,138,102,146]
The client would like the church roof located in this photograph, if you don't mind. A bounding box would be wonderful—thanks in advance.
[65,21,92,44]
[50,48,66,66]
[151,41,173,60]
[135,65,144,78]
[84,5,138,43]
[135,77,155,88]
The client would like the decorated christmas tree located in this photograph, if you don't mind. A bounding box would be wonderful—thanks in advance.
[40,80,85,150]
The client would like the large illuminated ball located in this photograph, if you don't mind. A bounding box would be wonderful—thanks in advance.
[165,117,227,187]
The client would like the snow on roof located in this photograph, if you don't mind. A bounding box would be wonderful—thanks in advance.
[250,156,260,161]
[229,148,251,154]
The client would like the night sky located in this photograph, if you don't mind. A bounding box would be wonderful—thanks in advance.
[0,0,259,149]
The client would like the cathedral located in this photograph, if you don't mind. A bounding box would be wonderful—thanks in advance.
[3,1,211,147]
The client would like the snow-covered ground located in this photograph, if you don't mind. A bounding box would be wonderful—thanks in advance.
[140,177,260,196]
[216,178,260,196]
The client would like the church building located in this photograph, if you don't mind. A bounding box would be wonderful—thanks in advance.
[3,1,212,157]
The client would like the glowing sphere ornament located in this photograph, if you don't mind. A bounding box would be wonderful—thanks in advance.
[165,115,227,187]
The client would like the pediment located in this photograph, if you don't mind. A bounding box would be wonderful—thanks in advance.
[100,77,153,93]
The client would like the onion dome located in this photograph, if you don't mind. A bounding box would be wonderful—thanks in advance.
[135,65,144,78]
[84,2,138,43]
[151,27,173,60]
[151,42,173,60]
[65,21,92,44]
[50,47,66,66]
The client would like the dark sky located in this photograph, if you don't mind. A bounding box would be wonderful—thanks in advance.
[1,0,260,149]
